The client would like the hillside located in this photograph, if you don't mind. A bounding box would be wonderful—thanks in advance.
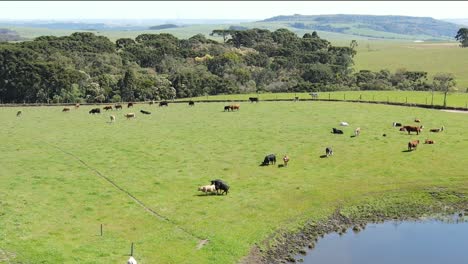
[261,14,461,40]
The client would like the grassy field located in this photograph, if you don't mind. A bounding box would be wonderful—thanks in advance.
[186,91,468,108]
[1,101,467,263]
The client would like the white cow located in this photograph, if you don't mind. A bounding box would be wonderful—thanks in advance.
[340,121,349,126]
[127,256,137,264]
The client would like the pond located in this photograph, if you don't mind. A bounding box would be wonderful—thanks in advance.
[295,215,468,264]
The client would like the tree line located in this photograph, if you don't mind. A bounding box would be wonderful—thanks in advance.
[0,28,460,104]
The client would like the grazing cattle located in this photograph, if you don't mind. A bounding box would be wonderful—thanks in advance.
[415,118,421,123]
[16,110,22,117]
[230,104,240,111]
[425,139,435,144]
[249,97,259,103]
[282,155,290,167]
[210,179,230,195]
[149,100,155,105]
[124,113,135,119]
[332,128,344,134]
[310,92,319,99]
[293,96,299,102]
[354,127,361,136]
[140,110,151,115]
[110,115,115,123]
[115,104,123,110]
[430,126,445,133]
[89,108,101,114]
[62,107,71,112]
[326,147,333,157]
[402,125,423,135]
[198,184,217,195]
[127,256,137,264]
[75,103,80,109]
[392,122,402,127]
[224,105,231,111]
[159,101,168,107]
[408,140,420,151]
[262,154,276,166]
[340,122,349,126]
[127,102,134,108]
[103,105,113,111]
[188,100,195,106]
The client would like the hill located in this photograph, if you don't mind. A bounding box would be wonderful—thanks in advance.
[148,24,179,30]
[261,14,461,40]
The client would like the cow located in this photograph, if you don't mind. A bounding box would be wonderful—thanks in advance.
[354,127,361,136]
[293,96,299,102]
[408,140,420,151]
[62,107,71,112]
[115,104,123,110]
[124,113,136,119]
[230,104,240,111]
[103,105,113,111]
[127,256,137,264]
[159,101,168,107]
[198,184,217,195]
[310,92,319,99]
[402,125,423,135]
[249,97,259,103]
[16,110,22,117]
[89,108,101,114]
[392,122,402,127]
[188,100,195,106]
[415,118,421,123]
[224,105,231,112]
[430,126,445,133]
[282,155,290,167]
[110,115,115,123]
[149,100,155,105]
[340,122,349,126]
[210,179,230,195]
[75,103,80,109]
[332,128,344,134]
[326,147,333,157]
[425,139,435,144]
[262,154,276,166]
[140,110,151,115]
[127,102,134,108]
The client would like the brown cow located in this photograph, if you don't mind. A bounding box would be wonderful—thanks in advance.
[282,155,290,167]
[230,104,240,111]
[408,140,420,151]
[425,139,435,144]
[103,105,113,111]
[115,104,123,110]
[402,125,423,135]
[62,107,71,112]
[75,103,80,109]
[415,118,421,123]
[127,102,134,108]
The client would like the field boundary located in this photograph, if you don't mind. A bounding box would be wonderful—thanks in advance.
[42,141,204,242]
[2,98,467,111]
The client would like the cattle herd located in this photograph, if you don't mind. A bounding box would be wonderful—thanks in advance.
[17,100,447,198]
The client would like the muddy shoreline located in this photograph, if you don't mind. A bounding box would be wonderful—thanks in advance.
[241,192,468,264]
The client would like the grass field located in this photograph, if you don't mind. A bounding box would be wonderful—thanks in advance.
[1,101,467,263]
[187,91,468,108]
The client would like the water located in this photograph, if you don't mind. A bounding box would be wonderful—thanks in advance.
[296,216,468,264]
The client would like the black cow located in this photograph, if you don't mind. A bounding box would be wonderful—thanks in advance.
[326,147,333,157]
[332,128,343,134]
[224,105,231,111]
[188,101,195,106]
[392,122,402,127]
[262,154,276,166]
[210,179,230,195]
[140,110,151,115]
[89,108,101,114]
[159,101,168,107]
[249,97,259,103]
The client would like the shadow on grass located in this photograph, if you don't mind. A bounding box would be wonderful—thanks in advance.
[402,150,413,153]
[320,155,328,158]
[194,193,221,197]
[350,135,356,138]
[278,164,285,168]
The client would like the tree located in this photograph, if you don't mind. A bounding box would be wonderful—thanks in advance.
[433,73,457,107]
[455,28,468,48]
[349,40,358,57]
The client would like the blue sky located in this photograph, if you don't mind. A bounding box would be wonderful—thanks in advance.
[0,1,467,20]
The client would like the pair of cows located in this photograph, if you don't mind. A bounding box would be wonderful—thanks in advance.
[224,104,240,111]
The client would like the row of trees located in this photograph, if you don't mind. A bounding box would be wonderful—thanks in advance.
[0,28,461,104]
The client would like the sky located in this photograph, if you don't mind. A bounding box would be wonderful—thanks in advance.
[0,1,467,21]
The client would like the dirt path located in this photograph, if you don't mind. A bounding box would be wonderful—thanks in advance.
[440,109,468,114]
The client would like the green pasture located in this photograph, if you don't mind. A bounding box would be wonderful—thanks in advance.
[1,101,467,263]
[187,91,468,108]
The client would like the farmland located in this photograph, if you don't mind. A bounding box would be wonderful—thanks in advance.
[1,101,467,263]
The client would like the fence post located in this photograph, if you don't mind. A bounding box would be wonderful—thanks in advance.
[100,224,103,236]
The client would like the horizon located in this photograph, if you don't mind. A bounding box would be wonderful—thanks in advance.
[0,1,467,21]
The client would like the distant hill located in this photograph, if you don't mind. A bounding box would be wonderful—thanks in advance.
[0,28,22,41]
[148,24,179,30]
[261,14,461,40]
[443,19,468,27]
